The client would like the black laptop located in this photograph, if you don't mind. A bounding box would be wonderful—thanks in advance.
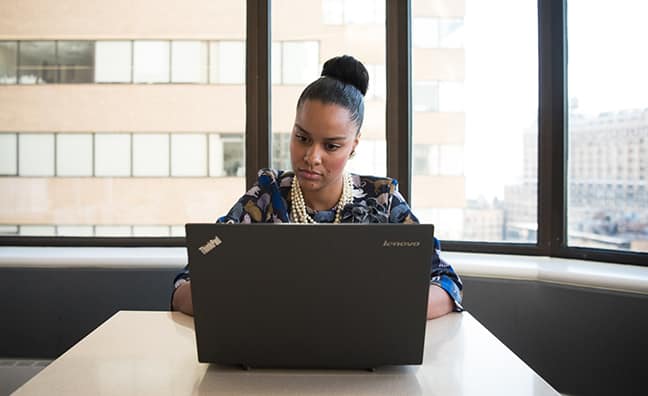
[185,223,434,369]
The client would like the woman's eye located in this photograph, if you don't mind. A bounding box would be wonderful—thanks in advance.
[295,134,307,142]
[325,143,341,151]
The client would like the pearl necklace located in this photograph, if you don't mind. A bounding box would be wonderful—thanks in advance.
[290,172,354,224]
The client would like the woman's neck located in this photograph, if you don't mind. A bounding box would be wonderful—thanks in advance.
[300,178,344,211]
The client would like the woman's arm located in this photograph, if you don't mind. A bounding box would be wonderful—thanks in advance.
[427,284,454,319]
[172,281,194,315]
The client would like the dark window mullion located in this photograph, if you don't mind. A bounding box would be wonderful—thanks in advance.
[386,0,412,203]
[246,0,271,189]
[537,0,567,255]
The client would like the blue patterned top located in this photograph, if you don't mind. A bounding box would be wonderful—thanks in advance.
[174,168,463,311]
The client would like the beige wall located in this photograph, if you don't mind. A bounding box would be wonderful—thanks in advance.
[413,49,465,81]
[0,177,245,225]
[0,85,245,133]
[413,0,465,17]
[413,113,465,144]
[412,175,465,208]
[0,0,245,39]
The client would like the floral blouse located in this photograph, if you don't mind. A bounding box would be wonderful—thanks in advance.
[174,168,463,311]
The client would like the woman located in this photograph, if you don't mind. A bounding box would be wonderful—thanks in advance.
[172,55,463,319]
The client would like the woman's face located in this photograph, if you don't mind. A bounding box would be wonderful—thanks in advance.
[290,99,359,194]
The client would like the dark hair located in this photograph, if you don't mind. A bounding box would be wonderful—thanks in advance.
[296,55,369,134]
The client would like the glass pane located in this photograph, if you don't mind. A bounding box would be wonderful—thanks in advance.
[18,41,57,84]
[0,133,17,175]
[567,0,648,253]
[171,41,208,83]
[170,133,207,176]
[132,225,169,236]
[218,41,245,84]
[57,41,94,83]
[95,226,132,237]
[95,41,132,83]
[271,0,387,176]
[222,135,245,177]
[56,133,93,176]
[281,41,319,85]
[20,226,56,236]
[0,41,18,84]
[133,41,170,83]
[412,0,538,242]
[94,133,131,176]
[132,134,170,176]
[18,134,55,176]
[57,226,94,236]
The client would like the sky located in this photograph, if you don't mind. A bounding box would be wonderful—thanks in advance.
[462,0,648,201]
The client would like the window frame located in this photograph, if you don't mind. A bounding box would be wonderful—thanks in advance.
[1,0,647,267]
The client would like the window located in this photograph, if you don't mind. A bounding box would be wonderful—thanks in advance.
[132,134,170,176]
[171,41,208,83]
[209,133,245,177]
[0,41,17,84]
[0,134,17,175]
[280,41,320,85]
[411,0,538,242]
[94,134,131,177]
[222,135,245,177]
[18,41,57,84]
[567,1,648,253]
[18,134,55,176]
[95,41,132,83]
[209,41,246,84]
[133,41,170,83]
[57,41,94,83]
[413,82,439,112]
[56,134,93,176]
[413,18,439,48]
[1,1,645,264]
[170,134,207,176]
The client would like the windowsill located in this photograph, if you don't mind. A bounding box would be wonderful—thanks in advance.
[1,246,647,295]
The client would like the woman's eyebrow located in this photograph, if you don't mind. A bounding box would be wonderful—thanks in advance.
[294,124,348,141]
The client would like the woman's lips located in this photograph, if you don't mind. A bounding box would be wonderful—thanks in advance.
[298,169,322,181]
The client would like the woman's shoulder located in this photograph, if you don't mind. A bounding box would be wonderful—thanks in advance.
[256,168,295,189]
[351,173,398,197]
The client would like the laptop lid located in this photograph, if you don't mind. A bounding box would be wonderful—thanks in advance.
[186,223,434,369]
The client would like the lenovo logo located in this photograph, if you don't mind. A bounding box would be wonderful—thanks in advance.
[382,240,421,248]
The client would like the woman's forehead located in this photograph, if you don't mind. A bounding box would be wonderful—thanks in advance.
[296,100,355,137]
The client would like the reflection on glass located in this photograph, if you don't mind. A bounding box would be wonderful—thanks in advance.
[223,136,245,177]
[271,132,292,170]
[18,41,57,84]
[567,0,648,253]
[0,41,18,84]
[412,0,538,242]
[57,41,94,83]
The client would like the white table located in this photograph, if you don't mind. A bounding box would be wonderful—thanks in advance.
[13,311,560,395]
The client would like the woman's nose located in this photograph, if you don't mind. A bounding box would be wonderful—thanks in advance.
[304,146,322,166]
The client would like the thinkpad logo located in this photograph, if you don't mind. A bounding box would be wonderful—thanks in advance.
[199,236,222,255]
[382,240,421,248]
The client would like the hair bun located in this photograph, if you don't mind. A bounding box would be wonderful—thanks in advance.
[321,55,369,96]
